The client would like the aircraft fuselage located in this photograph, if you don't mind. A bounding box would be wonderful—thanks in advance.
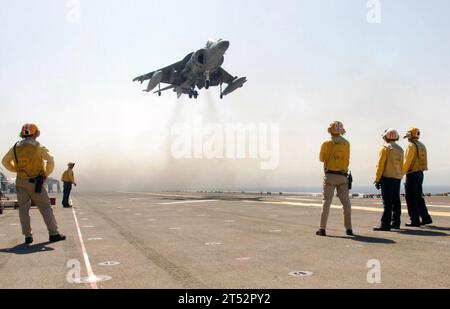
[179,39,230,93]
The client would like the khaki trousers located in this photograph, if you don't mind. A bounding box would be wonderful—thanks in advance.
[15,178,59,237]
[320,173,352,230]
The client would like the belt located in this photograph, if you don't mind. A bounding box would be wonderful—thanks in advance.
[16,176,39,183]
[326,170,348,177]
[407,170,424,175]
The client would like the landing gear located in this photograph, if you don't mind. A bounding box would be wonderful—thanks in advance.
[158,83,161,96]
[189,89,199,99]
[204,71,210,89]
[220,83,223,99]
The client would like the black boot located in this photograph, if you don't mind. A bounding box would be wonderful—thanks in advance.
[25,236,33,245]
[346,229,354,236]
[406,222,421,227]
[390,223,401,230]
[421,218,433,225]
[315,229,326,237]
[373,226,391,231]
[49,234,66,242]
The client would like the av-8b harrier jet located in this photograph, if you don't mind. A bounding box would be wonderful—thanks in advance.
[133,39,247,99]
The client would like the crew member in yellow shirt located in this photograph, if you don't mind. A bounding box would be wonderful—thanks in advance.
[61,162,77,208]
[373,129,404,231]
[1,123,66,245]
[403,128,432,227]
[316,121,353,237]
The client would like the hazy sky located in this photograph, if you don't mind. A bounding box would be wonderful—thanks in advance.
[1,0,450,191]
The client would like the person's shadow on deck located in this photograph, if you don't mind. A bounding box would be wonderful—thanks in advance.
[422,225,450,232]
[327,235,396,244]
[0,242,55,255]
[397,229,448,237]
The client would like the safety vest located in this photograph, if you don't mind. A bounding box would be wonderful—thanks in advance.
[324,136,350,173]
[382,142,404,179]
[14,141,45,178]
[62,169,75,183]
[411,141,428,172]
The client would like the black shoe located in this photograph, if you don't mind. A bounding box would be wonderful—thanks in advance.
[315,229,326,237]
[49,234,66,242]
[390,224,401,230]
[24,236,33,245]
[406,222,421,227]
[421,218,433,225]
[373,226,391,231]
[346,229,354,236]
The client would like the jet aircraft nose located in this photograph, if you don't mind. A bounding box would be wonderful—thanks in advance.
[217,40,230,52]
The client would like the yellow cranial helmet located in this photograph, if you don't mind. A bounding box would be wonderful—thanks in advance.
[383,128,399,141]
[20,123,39,138]
[404,127,420,139]
[328,121,346,135]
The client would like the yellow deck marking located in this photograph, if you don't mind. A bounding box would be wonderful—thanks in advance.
[119,192,199,199]
[250,200,450,217]
[158,200,219,205]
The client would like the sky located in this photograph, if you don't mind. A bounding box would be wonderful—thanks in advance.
[1,0,450,192]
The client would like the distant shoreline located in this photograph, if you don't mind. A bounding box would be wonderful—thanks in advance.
[188,186,450,195]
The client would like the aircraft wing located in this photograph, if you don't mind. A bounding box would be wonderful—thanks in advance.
[207,67,247,97]
[209,67,236,86]
[132,52,193,84]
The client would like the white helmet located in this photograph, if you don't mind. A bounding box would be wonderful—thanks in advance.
[383,128,399,141]
[328,121,346,135]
